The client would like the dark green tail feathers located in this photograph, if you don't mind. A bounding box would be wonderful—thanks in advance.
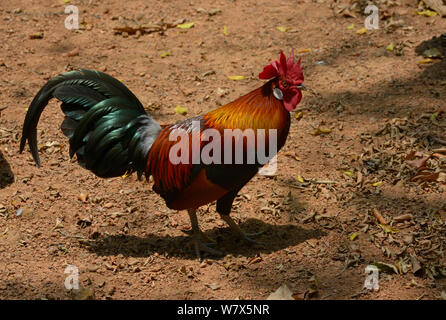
[20,69,161,178]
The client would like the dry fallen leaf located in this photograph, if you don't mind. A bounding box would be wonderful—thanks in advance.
[310,128,332,136]
[405,151,431,170]
[418,58,434,64]
[205,283,220,290]
[276,26,289,32]
[267,284,294,300]
[228,75,245,80]
[373,208,388,225]
[372,261,399,274]
[343,170,354,177]
[160,51,172,58]
[177,22,195,29]
[174,105,188,115]
[78,193,88,203]
[29,32,44,39]
[416,10,438,17]
[371,181,383,187]
[53,218,64,230]
[349,232,358,241]
[379,223,398,234]
[295,111,304,120]
[412,171,440,182]
[247,256,262,265]
[356,27,368,35]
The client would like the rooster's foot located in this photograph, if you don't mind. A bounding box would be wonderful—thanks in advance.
[182,229,216,244]
[240,232,266,247]
[192,234,224,260]
[187,209,223,260]
[220,215,266,247]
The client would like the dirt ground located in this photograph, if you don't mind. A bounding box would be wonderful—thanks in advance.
[0,0,445,300]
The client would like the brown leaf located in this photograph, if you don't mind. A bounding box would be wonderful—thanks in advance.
[405,151,431,170]
[411,171,440,182]
[64,48,79,57]
[267,284,294,300]
[292,292,306,300]
[373,208,388,225]
[394,214,413,222]
[78,193,88,203]
[247,256,262,265]
[410,254,422,275]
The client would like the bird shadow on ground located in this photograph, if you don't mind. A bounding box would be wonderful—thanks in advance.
[0,150,14,189]
[84,219,326,260]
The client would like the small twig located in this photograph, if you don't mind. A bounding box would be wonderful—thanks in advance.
[433,147,446,154]
[57,230,86,239]
[301,211,317,223]
[337,257,350,276]
[309,180,337,184]
[321,293,334,299]
[291,106,311,113]
[416,293,426,300]
[280,182,308,189]
[351,290,366,299]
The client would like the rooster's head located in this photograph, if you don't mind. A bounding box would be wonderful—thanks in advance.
[259,50,305,111]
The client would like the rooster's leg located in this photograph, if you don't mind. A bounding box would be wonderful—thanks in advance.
[220,214,265,246]
[187,209,223,260]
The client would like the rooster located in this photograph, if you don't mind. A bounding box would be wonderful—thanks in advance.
[20,51,305,259]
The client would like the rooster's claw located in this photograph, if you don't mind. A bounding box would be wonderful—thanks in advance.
[192,235,224,260]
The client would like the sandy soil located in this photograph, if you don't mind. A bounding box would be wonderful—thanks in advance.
[0,0,445,300]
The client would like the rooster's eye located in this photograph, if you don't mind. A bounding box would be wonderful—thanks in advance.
[281,80,288,88]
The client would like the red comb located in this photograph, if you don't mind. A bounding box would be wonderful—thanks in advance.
[259,50,303,83]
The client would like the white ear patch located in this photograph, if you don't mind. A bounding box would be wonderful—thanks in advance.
[273,87,283,100]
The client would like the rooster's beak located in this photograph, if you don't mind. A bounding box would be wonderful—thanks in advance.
[297,84,306,90]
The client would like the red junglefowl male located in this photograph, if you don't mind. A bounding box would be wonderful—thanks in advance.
[20,51,305,259]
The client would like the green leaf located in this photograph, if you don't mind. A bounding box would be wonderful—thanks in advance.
[310,128,332,136]
[386,43,394,51]
[174,105,188,115]
[160,51,171,58]
[276,26,289,32]
[430,112,439,121]
[343,170,354,177]
[228,75,245,80]
[177,22,195,29]
[356,27,368,35]
[379,223,398,234]
[349,232,358,241]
